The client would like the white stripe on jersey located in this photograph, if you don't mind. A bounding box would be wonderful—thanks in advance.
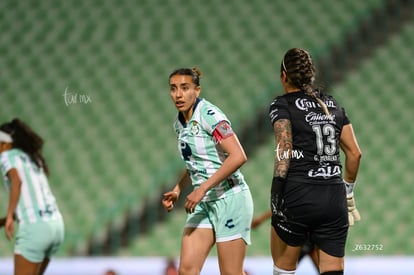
[0,149,60,224]
[19,160,37,223]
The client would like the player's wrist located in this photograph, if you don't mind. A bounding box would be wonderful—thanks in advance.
[343,179,356,197]
[197,184,209,194]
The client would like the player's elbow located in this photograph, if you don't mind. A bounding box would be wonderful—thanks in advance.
[238,151,248,166]
[231,150,247,168]
[348,148,362,164]
[241,155,247,166]
[354,148,362,161]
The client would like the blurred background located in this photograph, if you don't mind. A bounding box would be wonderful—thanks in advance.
[0,0,413,274]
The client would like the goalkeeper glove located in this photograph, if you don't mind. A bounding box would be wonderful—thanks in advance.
[344,180,361,226]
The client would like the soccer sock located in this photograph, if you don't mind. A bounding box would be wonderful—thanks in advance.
[273,264,296,275]
[321,271,343,275]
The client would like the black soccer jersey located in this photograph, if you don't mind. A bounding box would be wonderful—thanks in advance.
[269,90,350,185]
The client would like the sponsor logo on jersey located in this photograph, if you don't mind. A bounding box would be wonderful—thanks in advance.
[295,98,336,111]
[206,109,215,116]
[308,164,341,178]
[189,167,207,176]
[305,112,336,124]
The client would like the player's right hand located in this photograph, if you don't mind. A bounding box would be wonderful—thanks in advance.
[162,191,179,212]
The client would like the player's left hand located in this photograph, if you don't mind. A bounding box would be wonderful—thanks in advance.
[344,180,361,226]
[5,216,14,240]
[347,194,361,226]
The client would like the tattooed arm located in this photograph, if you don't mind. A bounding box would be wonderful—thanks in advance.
[273,118,292,178]
[271,118,292,219]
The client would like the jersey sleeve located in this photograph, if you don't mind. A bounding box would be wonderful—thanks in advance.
[342,107,350,125]
[329,94,350,126]
[200,104,231,135]
[269,96,290,125]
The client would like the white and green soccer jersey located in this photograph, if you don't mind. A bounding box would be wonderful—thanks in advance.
[173,98,249,201]
[0,148,62,224]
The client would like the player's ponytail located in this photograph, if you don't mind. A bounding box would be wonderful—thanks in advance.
[282,48,332,120]
[303,85,332,120]
[0,118,49,175]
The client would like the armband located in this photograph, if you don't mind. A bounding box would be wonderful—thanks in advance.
[212,121,234,142]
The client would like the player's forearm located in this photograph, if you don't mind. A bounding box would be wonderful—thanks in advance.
[344,151,361,182]
[173,170,191,195]
[274,158,290,179]
[198,134,247,193]
[273,119,292,179]
[340,124,362,182]
[6,169,22,219]
[199,149,246,193]
[260,210,272,221]
[7,179,21,219]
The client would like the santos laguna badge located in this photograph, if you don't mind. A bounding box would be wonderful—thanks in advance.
[190,121,200,135]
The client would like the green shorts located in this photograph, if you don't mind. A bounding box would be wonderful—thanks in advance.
[15,217,65,263]
[185,189,253,245]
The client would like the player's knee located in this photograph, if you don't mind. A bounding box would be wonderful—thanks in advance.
[178,264,201,275]
[273,264,296,275]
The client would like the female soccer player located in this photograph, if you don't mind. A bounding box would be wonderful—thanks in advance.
[0,118,64,275]
[269,48,362,275]
[162,67,253,275]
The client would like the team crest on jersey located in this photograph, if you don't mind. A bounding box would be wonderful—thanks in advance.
[190,121,200,135]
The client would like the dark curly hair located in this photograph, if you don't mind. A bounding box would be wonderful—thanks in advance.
[0,118,49,175]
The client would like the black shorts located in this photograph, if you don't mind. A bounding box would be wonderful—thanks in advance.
[271,181,348,257]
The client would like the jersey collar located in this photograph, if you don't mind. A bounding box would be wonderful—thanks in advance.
[178,97,202,127]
